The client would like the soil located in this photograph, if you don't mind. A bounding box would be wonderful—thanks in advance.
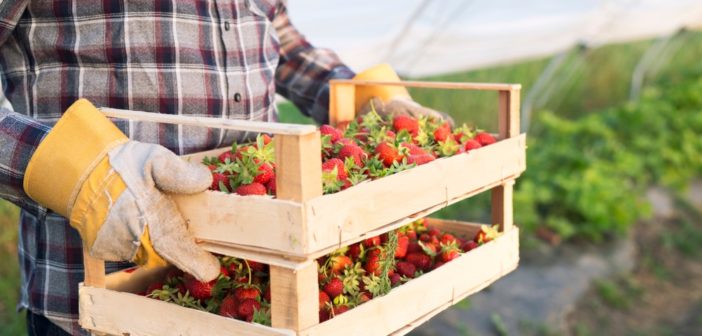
[566,201,702,336]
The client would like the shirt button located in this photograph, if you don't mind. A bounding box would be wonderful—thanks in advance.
[224,21,231,31]
[234,93,242,102]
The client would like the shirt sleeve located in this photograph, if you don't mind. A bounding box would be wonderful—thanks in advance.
[272,2,355,125]
[0,1,48,215]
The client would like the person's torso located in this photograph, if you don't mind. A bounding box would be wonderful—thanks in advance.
[0,0,281,154]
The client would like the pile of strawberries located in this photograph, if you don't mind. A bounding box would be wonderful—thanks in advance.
[143,219,501,326]
[204,111,497,196]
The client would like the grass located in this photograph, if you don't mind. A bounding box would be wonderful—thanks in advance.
[0,200,23,335]
[594,276,643,311]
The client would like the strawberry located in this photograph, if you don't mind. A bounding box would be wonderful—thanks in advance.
[433,260,446,269]
[348,243,363,260]
[266,178,276,195]
[234,286,261,301]
[433,122,451,142]
[395,261,416,278]
[464,139,482,152]
[440,245,461,262]
[364,249,382,276]
[393,115,419,136]
[332,305,350,316]
[337,143,365,166]
[261,134,273,145]
[336,138,355,147]
[247,260,267,273]
[219,294,238,318]
[237,298,261,321]
[374,142,401,167]
[474,132,496,146]
[407,153,435,165]
[407,241,422,254]
[319,291,331,308]
[461,240,479,252]
[405,252,432,272]
[328,255,352,275]
[322,158,347,180]
[395,234,410,258]
[183,275,216,301]
[211,172,230,191]
[146,281,164,295]
[390,273,402,287]
[320,125,342,142]
[319,308,330,322]
[254,163,274,184]
[428,227,441,237]
[218,150,236,163]
[440,233,457,245]
[402,143,428,155]
[219,266,229,277]
[474,225,500,244]
[323,277,344,298]
[235,182,267,196]
[362,236,381,248]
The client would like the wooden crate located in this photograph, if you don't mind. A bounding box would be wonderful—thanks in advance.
[83,79,524,333]
[79,219,519,336]
[166,80,525,265]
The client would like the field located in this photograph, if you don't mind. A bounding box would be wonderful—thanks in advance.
[1,30,702,335]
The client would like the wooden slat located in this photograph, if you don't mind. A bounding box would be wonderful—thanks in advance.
[82,246,105,288]
[498,88,521,138]
[493,180,515,232]
[303,135,526,253]
[330,79,521,92]
[300,224,520,336]
[329,82,356,125]
[79,285,294,336]
[275,132,323,202]
[100,107,316,136]
[270,262,320,331]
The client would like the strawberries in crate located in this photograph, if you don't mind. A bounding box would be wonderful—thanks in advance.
[203,110,499,197]
[143,219,503,326]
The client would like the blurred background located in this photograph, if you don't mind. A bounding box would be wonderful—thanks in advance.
[2,0,702,335]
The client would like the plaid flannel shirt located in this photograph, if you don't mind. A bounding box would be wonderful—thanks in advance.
[0,1,354,334]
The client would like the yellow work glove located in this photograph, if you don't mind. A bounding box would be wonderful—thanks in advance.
[23,99,219,282]
[354,64,454,125]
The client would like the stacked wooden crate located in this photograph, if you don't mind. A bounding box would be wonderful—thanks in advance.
[79,80,526,336]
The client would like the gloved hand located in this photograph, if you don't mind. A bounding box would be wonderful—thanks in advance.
[23,99,219,282]
[354,64,454,126]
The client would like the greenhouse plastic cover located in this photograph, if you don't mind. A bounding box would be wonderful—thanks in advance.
[288,0,702,77]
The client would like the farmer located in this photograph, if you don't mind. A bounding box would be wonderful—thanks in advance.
[0,2,447,334]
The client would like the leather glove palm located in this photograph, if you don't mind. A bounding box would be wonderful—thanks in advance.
[24,99,219,281]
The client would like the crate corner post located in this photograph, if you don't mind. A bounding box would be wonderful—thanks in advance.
[270,261,320,331]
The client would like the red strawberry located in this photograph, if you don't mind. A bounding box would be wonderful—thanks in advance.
[428,227,441,237]
[219,266,229,277]
[247,260,267,273]
[402,143,427,155]
[337,144,365,166]
[461,240,479,252]
[390,273,402,287]
[237,298,261,321]
[266,178,276,195]
[464,139,482,152]
[235,145,255,160]
[364,249,382,276]
[319,291,331,308]
[440,246,460,262]
[146,281,164,295]
[474,225,500,244]
[261,134,273,145]
[395,234,410,258]
[393,115,419,136]
[328,255,352,275]
[405,252,432,272]
[332,305,350,316]
[234,286,261,301]
[433,122,451,142]
[319,308,330,322]
[320,125,342,143]
[433,261,446,269]
[374,142,401,167]
[395,261,416,278]
[348,243,363,260]
[362,236,381,248]
[218,150,236,163]
[474,132,496,146]
[440,233,457,245]
[407,241,422,254]
[322,158,347,180]
[407,153,435,165]
[219,294,238,318]
[358,291,372,303]
[336,138,355,147]
[235,182,267,196]
[183,275,216,301]
[211,172,230,191]
[254,163,274,184]
[323,277,344,298]
[263,285,271,302]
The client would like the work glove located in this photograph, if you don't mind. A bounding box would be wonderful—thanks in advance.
[23,99,219,282]
[354,64,454,126]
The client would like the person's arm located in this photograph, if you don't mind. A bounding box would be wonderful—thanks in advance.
[0,0,49,215]
[272,2,355,125]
